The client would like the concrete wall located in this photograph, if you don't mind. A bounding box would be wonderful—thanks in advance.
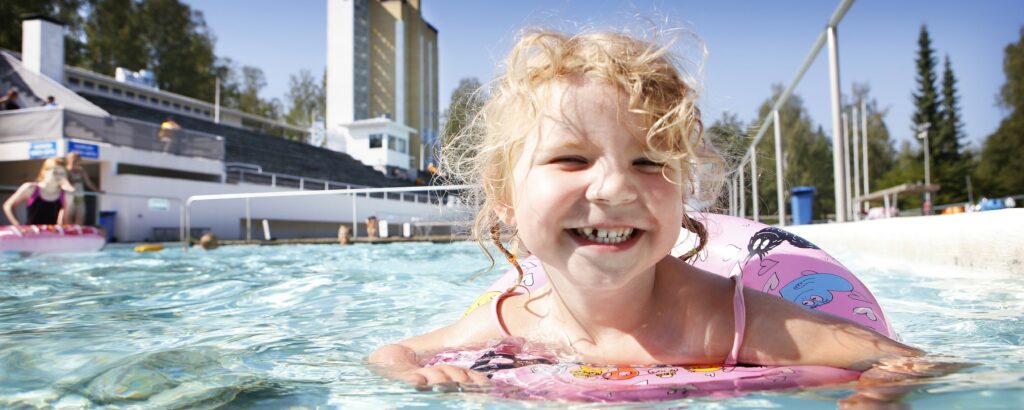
[786,209,1024,275]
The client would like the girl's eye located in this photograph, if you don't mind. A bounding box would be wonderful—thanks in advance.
[633,159,664,170]
[551,156,588,165]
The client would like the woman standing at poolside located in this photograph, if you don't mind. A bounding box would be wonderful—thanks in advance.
[3,158,75,226]
[65,152,103,225]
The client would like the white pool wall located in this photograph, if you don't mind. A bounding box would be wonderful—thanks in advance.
[786,209,1024,275]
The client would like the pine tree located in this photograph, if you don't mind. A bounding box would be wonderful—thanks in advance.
[910,25,940,207]
[935,56,969,203]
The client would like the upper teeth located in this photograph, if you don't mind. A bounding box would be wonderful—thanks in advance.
[576,227,635,243]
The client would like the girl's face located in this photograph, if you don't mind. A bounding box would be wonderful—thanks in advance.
[501,79,685,289]
[41,165,67,185]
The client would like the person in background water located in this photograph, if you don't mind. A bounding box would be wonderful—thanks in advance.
[65,152,104,225]
[159,116,181,153]
[337,224,351,245]
[198,233,218,250]
[365,216,379,239]
[0,89,20,111]
[3,158,76,226]
[43,95,59,107]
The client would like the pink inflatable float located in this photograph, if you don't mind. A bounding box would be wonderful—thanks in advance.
[0,224,106,253]
[429,213,892,401]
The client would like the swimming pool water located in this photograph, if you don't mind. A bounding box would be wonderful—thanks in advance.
[1,242,1021,409]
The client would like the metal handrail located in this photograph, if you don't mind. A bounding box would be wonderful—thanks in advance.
[729,0,855,224]
[182,184,472,250]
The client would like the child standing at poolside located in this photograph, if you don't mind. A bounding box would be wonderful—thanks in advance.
[370,29,923,391]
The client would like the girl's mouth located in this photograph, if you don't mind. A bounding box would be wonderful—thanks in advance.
[567,227,643,246]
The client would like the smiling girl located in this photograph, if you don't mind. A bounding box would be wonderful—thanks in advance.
[369,29,922,394]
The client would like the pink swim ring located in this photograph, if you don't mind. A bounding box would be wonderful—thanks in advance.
[429,213,894,401]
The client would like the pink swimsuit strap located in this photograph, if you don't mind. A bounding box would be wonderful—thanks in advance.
[490,276,749,366]
[726,275,747,366]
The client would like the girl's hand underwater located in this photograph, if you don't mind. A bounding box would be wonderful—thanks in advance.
[399,365,490,390]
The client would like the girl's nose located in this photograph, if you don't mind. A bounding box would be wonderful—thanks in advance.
[585,163,638,206]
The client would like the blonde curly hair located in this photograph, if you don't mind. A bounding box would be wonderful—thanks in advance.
[441,28,725,275]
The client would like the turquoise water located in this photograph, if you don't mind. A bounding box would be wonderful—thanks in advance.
[1,242,1021,409]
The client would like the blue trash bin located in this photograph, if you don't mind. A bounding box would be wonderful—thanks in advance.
[790,186,817,225]
[98,211,116,242]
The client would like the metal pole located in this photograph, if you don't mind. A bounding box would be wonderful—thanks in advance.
[351,194,358,238]
[827,26,848,222]
[862,99,870,196]
[773,110,786,226]
[739,169,746,219]
[183,201,191,251]
[852,106,861,211]
[923,131,931,211]
[214,77,221,124]
[245,197,252,242]
[751,146,759,222]
[843,112,852,221]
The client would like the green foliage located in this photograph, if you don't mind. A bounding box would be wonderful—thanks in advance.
[83,0,147,75]
[745,85,835,221]
[912,25,941,137]
[283,69,325,129]
[975,27,1024,197]
[0,0,87,65]
[934,56,971,203]
[441,77,485,157]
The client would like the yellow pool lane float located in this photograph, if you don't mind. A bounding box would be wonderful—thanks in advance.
[134,244,164,253]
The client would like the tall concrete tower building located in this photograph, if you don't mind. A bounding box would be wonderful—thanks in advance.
[326,0,439,179]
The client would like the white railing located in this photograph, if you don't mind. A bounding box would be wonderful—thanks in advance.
[225,167,437,204]
[728,0,855,224]
[182,184,472,250]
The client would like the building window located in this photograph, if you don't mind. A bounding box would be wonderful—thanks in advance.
[161,100,170,107]
[369,134,383,149]
[126,91,135,98]
[388,135,407,153]
[68,77,80,86]
[173,103,181,110]
[183,106,192,113]
[98,84,109,92]
[150,97,159,104]
[138,94,147,101]
[83,81,94,89]
[112,88,122,96]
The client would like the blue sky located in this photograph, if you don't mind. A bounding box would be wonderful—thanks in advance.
[183,0,1023,147]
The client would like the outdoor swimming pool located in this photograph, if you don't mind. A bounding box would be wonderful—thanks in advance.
[1,241,1021,409]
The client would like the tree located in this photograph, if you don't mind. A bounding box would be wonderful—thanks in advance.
[934,55,970,203]
[83,0,147,76]
[748,85,835,221]
[137,0,218,102]
[284,69,325,128]
[851,83,897,194]
[0,0,87,65]
[975,27,1024,197]
[441,77,485,147]
[910,25,940,197]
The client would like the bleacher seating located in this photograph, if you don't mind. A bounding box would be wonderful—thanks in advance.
[83,94,409,188]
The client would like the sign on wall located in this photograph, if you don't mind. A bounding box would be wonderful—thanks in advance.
[28,141,57,158]
[68,141,100,159]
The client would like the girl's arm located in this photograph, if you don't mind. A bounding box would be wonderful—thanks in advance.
[3,183,35,226]
[369,301,500,387]
[738,288,923,370]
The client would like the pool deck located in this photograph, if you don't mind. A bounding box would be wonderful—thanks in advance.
[786,208,1024,275]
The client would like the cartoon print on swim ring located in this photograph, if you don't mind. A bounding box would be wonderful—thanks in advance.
[779,272,855,309]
